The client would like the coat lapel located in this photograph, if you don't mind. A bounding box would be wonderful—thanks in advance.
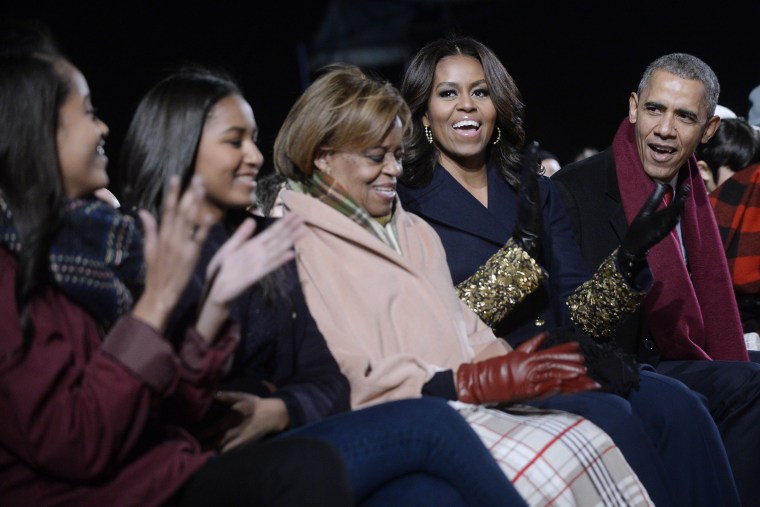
[401,165,511,245]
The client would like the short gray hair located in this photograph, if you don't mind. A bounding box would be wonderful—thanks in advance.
[637,53,720,118]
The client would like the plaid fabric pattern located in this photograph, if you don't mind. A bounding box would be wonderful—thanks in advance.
[291,172,399,252]
[451,402,652,507]
[710,164,760,294]
[0,195,144,331]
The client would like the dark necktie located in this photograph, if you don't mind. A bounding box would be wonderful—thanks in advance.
[663,186,674,206]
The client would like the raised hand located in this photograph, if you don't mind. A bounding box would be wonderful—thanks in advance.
[512,141,542,258]
[132,176,213,333]
[455,332,599,404]
[195,213,306,342]
[617,182,690,283]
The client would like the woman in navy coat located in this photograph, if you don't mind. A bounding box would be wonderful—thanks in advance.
[397,35,741,506]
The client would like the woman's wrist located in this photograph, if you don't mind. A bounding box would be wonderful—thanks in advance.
[195,298,230,344]
[132,288,173,333]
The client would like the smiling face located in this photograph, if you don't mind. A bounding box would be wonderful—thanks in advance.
[315,118,403,218]
[193,94,263,219]
[56,62,110,199]
[629,69,720,183]
[424,55,497,171]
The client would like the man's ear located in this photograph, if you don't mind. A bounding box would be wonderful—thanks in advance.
[628,92,639,124]
[697,160,714,188]
[701,115,721,144]
[314,151,331,173]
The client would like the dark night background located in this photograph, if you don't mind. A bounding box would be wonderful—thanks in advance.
[4,0,760,195]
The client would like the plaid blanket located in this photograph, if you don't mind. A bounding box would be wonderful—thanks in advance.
[710,164,760,294]
[452,402,652,506]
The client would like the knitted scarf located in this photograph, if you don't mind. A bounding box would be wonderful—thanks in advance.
[0,193,144,332]
[612,119,748,361]
[289,170,400,253]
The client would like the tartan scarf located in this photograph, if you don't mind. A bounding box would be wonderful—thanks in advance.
[612,119,748,361]
[710,164,760,294]
[290,170,400,253]
[0,193,144,332]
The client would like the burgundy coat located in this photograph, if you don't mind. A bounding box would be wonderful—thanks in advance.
[0,247,237,507]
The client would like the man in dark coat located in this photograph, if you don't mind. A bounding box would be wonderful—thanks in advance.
[553,52,760,505]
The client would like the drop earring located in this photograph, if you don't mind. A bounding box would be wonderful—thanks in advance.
[424,125,433,144]
[492,127,502,145]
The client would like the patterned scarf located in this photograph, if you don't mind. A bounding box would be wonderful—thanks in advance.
[0,193,144,332]
[709,164,760,294]
[612,119,748,361]
[289,170,400,253]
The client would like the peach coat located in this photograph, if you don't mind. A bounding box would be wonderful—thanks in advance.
[282,190,510,408]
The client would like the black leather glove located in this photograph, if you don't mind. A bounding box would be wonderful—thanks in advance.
[541,326,640,398]
[513,141,542,258]
[617,182,690,283]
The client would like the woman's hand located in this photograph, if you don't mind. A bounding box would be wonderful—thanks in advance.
[455,332,600,404]
[93,187,121,208]
[210,392,290,452]
[195,213,306,342]
[132,176,213,333]
[512,141,542,258]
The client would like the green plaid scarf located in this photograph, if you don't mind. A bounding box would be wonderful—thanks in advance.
[289,171,401,253]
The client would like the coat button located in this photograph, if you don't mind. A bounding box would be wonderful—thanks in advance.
[643,338,655,351]
[534,317,545,327]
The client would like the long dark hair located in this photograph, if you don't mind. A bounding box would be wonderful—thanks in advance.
[121,66,285,302]
[121,66,241,217]
[0,54,69,346]
[400,36,525,188]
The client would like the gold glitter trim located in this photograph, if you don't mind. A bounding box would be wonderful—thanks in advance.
[456,239,546,328]
[567,249,647,340]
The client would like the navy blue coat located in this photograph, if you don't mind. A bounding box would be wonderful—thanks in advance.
[398,163,593,344]
[172,219,351,428]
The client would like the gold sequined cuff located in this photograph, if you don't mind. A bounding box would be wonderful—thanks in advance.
[456,238,546,328]
[567,249,647,340]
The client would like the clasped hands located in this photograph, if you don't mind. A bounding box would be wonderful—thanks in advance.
[195,391,290,453]
[456,332,599,404]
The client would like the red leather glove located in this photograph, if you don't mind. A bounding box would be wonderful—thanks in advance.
[456,332,598,404]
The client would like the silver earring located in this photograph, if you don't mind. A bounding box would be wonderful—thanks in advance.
[424,125,433,144]
[492,127,501,145]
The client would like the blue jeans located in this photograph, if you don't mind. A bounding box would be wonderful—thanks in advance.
[285,397,527,507]
[531,367,740,507]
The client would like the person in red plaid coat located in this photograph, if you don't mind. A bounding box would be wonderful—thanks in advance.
[710,163,760,332]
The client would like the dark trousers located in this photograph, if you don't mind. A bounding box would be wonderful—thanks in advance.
[174,436,352,507]
[531,368,741,507]
[658,359,760,507]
